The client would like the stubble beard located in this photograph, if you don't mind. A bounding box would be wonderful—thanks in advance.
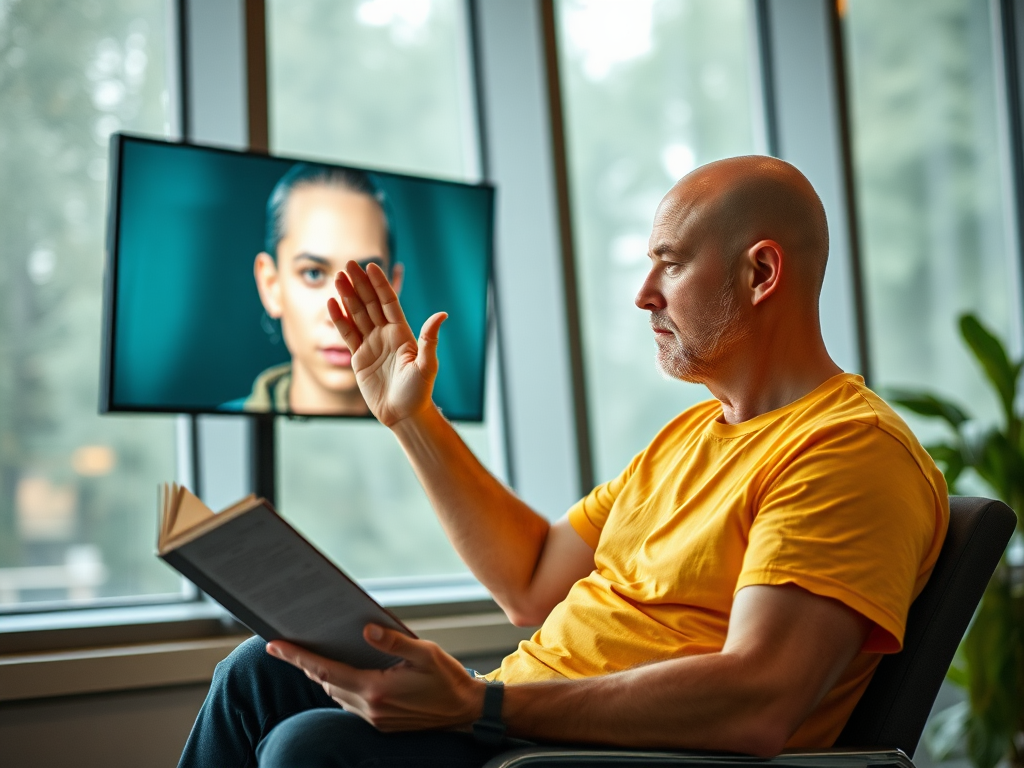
[652,284,748,384]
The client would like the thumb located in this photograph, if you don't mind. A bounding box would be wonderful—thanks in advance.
[416,312,447,375]
[364,624,434,667]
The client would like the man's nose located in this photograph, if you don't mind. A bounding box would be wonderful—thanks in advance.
[635,271,666,312]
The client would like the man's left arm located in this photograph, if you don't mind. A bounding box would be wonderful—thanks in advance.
[268,582,870,757]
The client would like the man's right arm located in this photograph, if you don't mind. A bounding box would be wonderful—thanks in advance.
[329,261,596,625]
[392,406,595,626]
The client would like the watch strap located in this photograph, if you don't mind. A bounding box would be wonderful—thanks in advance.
[472,679,506,746]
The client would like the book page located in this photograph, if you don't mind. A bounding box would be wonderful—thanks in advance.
[217,493,259,517]
[159,486,264,553]
[170,487,214,539]
[158,483,189,545]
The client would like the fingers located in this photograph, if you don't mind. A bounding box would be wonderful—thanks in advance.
[321,683,367,714]
[363,624,437,668]
[335,268,375,337]
[327,297,363,351]
[345,261,388,327]
[366,262,408,326]
[416,313,447,376]
[266,641,366,692]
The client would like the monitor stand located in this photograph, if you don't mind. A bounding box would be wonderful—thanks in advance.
[250,415,276,506]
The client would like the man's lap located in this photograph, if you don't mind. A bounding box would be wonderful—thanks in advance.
[179,635,523,767]
[257,708,507,768]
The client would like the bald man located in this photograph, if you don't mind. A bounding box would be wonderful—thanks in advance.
[178,158,948,768]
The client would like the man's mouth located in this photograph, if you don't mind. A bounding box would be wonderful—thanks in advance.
[650,313,677,336]
[320,347,352,367]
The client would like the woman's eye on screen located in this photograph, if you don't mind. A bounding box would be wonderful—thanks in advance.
[300,267,327,287]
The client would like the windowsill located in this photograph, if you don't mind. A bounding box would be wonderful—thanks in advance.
[0,610,532,703]
[0,576,531,702]
[0,635,250,702]
[0,600,241,655]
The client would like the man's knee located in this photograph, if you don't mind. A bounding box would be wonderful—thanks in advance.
[209,635,298,701]
[256,710,372,768]
[212,636,268,684]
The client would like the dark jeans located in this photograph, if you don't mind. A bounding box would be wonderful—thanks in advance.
[178,636,524,768]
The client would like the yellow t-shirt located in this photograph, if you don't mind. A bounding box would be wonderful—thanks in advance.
[491,373,948,748]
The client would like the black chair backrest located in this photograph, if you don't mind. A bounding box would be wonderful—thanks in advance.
[834,496,1015,754]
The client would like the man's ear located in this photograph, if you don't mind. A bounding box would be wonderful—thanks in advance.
[390,262,405,296]
[747,240,783,306]
[254,252,283,318]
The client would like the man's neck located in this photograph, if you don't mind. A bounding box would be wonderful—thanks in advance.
[705,325,843,425]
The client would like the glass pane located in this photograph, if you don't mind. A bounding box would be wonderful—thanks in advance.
[844,0,1019,441]
[268,0,475,180]
[267,0,486,580]
[555,0,760,482]
[0,0,179,609]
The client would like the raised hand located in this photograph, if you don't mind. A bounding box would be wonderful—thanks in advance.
[327,260,446,427]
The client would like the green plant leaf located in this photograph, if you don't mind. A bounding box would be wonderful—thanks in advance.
[968,711,1009,768]
[960,579,1021,768]
[974,430,1024,505]
[925,443,966,491]
[886,389,971,430]
[947,662,969,689]
[960,314,1018,422]
[924,700,970,761]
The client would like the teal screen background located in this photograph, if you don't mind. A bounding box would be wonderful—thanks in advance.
[109,136,493,420]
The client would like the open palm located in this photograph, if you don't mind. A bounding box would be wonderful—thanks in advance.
[327,261,446,427]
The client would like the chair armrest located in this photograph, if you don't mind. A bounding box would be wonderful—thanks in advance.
[482,747,915,768]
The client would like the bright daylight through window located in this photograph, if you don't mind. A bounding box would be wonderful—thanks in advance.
[0,0,178,611]
[266,0,494,582]
[555,0,760,482]
[843,0,1023,446]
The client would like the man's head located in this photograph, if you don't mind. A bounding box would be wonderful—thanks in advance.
[636,155,829,384]
[254,164,404,408]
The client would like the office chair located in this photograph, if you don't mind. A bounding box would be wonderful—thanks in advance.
[484,496,1016,768]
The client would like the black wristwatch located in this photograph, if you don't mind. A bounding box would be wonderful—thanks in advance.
[472,678,506,746]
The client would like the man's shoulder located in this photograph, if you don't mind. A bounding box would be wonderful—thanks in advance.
[785,375,946,496]
[801,376,927,453]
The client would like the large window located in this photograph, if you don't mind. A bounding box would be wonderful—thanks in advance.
[0,0,178,610]
[554,0,761,482]
[844,0,1022,441]
[5,0,1019,620]
[266,0,489,580]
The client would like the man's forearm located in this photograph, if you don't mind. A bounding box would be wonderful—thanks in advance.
[500,652,802,757]
[390,405,552,614]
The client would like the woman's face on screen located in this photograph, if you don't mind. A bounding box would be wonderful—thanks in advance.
[254,184,402,413]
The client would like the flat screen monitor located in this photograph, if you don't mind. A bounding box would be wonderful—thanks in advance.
[100,134,494,420]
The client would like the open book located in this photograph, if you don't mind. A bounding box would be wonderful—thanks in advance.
[158,483,414,669]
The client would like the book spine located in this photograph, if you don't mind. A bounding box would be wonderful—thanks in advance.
[161,551,284,644]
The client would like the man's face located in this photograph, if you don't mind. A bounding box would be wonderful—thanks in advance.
[635,186,748,383]
[254,185,398,398]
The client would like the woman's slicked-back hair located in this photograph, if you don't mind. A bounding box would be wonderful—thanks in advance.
[264,162,394,263]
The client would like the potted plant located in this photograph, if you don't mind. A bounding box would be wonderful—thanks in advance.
[888,314,1023,768]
